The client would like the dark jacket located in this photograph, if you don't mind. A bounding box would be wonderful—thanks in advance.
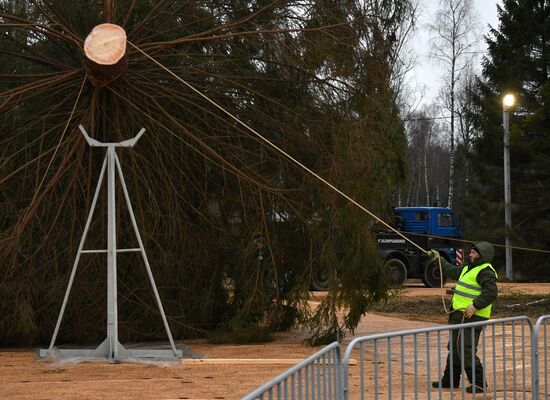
[440,241,498,322]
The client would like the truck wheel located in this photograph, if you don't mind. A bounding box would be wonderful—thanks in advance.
[423,260,447,288]
[311,268,332,291]
[385,258,407,287]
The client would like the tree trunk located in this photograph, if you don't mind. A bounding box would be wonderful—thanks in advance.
[414,162,420,206]
[84,23,127,87]
[423,141,430,205]
[103,0,113,23]
[448,59,456,209]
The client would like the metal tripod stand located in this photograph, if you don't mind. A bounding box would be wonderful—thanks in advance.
[40,125,182,362]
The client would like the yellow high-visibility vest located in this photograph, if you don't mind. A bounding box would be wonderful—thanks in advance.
[452,263,498,318]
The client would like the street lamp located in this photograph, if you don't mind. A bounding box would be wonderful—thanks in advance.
[503,93,515,281]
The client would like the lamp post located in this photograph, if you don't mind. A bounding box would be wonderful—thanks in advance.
[503,94,515,281]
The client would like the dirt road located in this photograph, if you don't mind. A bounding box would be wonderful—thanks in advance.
[1,282,548,400]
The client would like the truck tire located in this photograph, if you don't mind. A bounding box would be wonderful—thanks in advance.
[423,259,447,288]
[385,258,407,287]
[311,268,332,291]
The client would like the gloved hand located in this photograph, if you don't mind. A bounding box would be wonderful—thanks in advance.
[427,250,440,260]
[465,304,477,318]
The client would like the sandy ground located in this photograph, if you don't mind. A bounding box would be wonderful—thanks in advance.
[1,282,549,400]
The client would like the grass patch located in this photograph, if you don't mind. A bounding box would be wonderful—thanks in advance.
[371,294,550,323]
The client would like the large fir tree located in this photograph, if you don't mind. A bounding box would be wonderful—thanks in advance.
[0,0,413,345]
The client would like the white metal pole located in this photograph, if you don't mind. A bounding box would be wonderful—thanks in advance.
[106,146,119,362]
[503,107,513,281]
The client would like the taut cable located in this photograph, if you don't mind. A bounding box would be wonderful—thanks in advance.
[128,41,550,310]
[128,40,427,254]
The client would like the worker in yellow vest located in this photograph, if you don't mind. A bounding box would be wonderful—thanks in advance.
[427,241,498,394]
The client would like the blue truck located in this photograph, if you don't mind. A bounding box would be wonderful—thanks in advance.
[376,206,464,288]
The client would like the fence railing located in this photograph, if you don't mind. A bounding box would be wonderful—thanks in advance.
[342,316,533,400]
[242,314,550,400]
[532,315,550,400]
[241,341,343,400]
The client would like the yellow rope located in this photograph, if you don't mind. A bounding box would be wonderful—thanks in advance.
[405,231,550,255]
[127,41,550,311]
[128,40,427,253]
[436,256,452,313]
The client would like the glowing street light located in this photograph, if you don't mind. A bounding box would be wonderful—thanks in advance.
[502,93,515,281]
[503,94,515,108]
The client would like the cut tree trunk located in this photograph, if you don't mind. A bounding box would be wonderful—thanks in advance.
[84,23,127,87]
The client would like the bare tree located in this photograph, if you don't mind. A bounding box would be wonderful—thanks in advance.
[386,0,420,112]
[404,103,444,206]
[455,66,479,192]
[428,0,480,208]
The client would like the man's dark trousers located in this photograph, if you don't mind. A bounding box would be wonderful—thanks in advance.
[441,314,485,388]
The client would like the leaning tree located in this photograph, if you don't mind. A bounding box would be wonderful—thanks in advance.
[0,0,413,345]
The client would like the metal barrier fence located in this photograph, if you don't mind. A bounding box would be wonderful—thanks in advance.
[241,341,343,400]
[242,315,550,400]
[533,315,550,400]
[342,316,533,400]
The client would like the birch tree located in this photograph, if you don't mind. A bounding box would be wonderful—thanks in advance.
[428,0,480,208]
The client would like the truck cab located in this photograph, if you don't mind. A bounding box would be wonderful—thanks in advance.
[377,207,463,287]
[394,207,462,243]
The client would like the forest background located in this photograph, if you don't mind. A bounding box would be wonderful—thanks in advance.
[0,0,548,347]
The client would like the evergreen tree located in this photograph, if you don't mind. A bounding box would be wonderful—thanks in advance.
[468,0,550,280]
[0,1,414,344]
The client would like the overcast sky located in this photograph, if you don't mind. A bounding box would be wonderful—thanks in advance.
[408,0,503,106]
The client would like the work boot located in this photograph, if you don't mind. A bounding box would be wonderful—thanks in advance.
[431,378,459,389]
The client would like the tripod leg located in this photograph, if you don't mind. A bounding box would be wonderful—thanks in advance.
[114,153,179,357]
[47,155,108,354]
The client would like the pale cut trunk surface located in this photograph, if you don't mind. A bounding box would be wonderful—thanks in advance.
[84,23,127,87]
